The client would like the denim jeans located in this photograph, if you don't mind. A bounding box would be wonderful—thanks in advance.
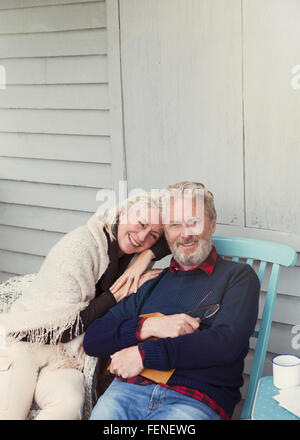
[90,378,222,420]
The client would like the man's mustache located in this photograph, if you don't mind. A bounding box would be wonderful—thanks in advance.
[175,236,200,246]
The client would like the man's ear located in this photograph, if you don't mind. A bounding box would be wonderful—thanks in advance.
[211,215,217,234]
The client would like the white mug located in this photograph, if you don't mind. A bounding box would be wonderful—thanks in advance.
[272,354,300,389]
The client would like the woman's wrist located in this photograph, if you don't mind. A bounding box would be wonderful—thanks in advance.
[111,289,124,303]
[140,248,155,262]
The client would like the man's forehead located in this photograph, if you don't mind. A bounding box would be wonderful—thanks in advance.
[163,195,205,222]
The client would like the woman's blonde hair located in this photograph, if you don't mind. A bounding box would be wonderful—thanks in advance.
[99,191,162,240]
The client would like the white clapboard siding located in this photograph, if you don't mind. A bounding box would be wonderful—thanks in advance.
[0,271,18,281]
[251,259,300,298]
[0,249,44,276]
[250,320,299,358]
[0,84,109,109]
[0,0,103,10]
[1,56,108,85]
[0,225,63,256]
[0,180,102,212]
[0,109,109,135]
[0,1,114,281]
[262,265,300,298]
[0,133,111,163]
[0,29,106,59]
[244,350,274,379]
[0,2,106,34]
[0,157,112,188]
[0,203,91,233]
[259,292,300,326]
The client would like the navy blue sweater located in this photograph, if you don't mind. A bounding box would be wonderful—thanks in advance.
[83,255,260,417]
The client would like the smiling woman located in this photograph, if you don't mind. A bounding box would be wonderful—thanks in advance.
[0,191,169,420]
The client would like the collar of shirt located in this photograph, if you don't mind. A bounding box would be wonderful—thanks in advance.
[169,245,217,277]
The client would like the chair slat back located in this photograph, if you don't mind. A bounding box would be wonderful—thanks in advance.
[212,236,297,419]
[213,236,297,266]
[257,260,267,285]
[246,258,254,266]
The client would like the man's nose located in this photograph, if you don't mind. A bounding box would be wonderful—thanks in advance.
[181,225,194,237]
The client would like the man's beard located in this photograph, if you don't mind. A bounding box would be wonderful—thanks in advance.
[168,236,212,266]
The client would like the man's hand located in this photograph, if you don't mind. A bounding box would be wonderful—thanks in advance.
[109,346,144,379]
[140,314,200,340]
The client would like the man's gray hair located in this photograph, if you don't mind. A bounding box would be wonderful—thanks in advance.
[162,181,216,221]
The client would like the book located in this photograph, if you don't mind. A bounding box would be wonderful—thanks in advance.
[138,312,175,383]
[107,312,175,384]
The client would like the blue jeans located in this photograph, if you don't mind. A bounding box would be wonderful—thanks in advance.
[90,378,222,420]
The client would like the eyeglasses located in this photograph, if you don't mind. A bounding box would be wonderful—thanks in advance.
[186,290,220,320]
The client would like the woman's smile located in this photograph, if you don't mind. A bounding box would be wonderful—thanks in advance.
[128,233,142,248]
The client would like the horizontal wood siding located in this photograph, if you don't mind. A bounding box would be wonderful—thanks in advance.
[0,29,107,58]
[0,0,111,281]
[0,84,109,109]
[0,0,102,9]
[0,3,106,34]
[0,133,111,163]
[0,180,101,211]
[2,56,108,84]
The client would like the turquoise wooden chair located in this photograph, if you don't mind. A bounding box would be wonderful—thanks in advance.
[212,236,297,420]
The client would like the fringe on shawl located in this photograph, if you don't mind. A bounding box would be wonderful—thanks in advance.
[6,310,86,371]
[6,308,84,346]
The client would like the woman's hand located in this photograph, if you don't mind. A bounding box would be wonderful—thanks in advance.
[110,249,156,296]
[111,269,163,303]
[138,269,163,288]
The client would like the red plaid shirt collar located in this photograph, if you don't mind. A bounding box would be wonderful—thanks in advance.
[169,245,217,277]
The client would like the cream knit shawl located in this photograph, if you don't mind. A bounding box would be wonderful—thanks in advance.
[0,214,110,361]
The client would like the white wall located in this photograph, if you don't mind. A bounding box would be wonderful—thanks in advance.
[119,0,244,226]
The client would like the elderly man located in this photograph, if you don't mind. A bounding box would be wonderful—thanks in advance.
[83,182,260,420]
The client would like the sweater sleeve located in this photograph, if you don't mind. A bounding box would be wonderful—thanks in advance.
[141,265,260,371]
